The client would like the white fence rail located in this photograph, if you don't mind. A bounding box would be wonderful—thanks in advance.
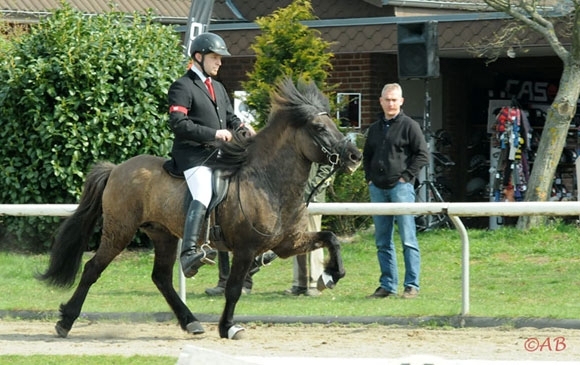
[2,202,579,315]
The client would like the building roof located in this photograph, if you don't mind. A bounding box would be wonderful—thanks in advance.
[0,0,236,24]
[0,0,488,24]
[0,0,566,24]
[0,0,563,59]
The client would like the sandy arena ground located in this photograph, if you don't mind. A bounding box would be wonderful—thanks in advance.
[0,319,579,363]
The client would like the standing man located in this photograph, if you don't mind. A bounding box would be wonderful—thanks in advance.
[285,163,333,296]
[362,83,428,299]
[167,32,253,278]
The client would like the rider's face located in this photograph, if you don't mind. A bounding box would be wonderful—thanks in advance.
[196,52,222,77]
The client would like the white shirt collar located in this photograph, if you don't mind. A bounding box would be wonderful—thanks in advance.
[191,64,210,83]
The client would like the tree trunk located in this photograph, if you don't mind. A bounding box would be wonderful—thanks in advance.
[517,61,580,229]
[479,1,580,229]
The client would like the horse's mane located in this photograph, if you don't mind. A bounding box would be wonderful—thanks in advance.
[268,77,331,129]
[209,77,330,174]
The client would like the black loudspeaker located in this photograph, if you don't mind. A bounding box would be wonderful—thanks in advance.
[397,21,439,79]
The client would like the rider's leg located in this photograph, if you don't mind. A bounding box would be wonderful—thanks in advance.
[180,166,217,278]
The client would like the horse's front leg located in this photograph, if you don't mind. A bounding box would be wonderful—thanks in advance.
[218,252,254,339]
[316,231,345,291]
[275,231,345,292]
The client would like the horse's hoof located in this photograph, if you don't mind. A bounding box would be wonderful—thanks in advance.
[227,324,245,340]
[186,321,205,335]
[55,323,69,338]
[316,272,335,291]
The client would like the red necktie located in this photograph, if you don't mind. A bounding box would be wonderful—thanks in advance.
[204,78,215,101]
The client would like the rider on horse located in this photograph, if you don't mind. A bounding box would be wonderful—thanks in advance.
[166,32,254,278]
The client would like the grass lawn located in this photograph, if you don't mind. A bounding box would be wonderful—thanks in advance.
[1,221,579,320]
[1,221,579,364]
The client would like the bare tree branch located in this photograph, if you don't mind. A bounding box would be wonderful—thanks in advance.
[484,0,570,60]
[466,19,531,63]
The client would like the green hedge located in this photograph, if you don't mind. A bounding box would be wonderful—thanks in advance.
[0,3,184,249]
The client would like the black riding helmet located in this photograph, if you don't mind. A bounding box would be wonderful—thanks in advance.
[191,32,230,77]
[191,32,231,57]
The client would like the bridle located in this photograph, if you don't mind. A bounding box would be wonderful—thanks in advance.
[311,112,342,167]
[304,111,351,205]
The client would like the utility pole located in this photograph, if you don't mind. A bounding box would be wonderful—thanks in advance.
[183,0,215,58]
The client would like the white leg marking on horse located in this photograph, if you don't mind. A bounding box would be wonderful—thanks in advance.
[227,324,245,340]
[317,271,335,291]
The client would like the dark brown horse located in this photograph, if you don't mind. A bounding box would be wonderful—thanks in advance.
[38,78,362,339]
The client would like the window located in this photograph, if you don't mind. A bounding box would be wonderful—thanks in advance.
[337,93,361,129]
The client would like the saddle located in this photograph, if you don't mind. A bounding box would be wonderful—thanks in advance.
[163,159,229,244]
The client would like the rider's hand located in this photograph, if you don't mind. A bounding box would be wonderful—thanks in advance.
[215,129,233,142]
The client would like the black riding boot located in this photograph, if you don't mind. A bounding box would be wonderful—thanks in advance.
[180,200,217,278]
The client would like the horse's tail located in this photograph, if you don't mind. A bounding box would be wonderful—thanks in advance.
[36,162,116,288]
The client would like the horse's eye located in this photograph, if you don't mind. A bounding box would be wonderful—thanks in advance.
[314,124,326,133]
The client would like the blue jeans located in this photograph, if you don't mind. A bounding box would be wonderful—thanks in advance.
[369,181,420,293]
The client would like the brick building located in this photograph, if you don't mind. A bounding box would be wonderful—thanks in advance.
[1,0,570,206]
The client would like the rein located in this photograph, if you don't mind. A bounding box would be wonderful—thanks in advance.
[305,167,338,207]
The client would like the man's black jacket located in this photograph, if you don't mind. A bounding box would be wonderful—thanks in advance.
[363,111,429,189]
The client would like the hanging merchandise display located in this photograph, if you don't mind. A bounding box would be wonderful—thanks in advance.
[489,103,532,203]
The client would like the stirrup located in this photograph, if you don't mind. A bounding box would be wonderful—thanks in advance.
[199,243,216,265]
[257,251,277,266]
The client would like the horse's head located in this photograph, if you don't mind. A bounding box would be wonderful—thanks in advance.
[270,78,362,174]
[304,111,361,173]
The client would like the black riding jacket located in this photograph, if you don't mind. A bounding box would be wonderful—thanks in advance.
[167,69,242,172]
